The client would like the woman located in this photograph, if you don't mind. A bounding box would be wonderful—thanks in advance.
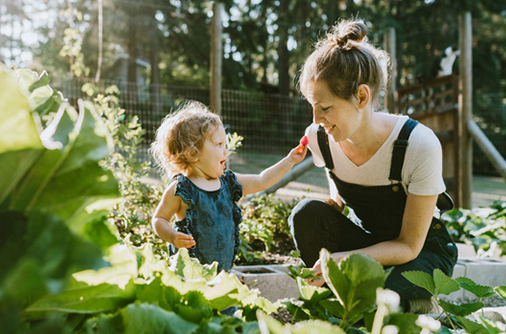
[288,19,458,313]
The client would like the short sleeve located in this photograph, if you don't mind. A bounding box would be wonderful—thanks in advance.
[404,125,446,196]
[221,170,243,201]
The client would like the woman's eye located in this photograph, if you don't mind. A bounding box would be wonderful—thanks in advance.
[321,106,330,112]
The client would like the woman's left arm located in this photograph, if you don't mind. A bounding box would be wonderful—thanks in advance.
[308,193,438,286]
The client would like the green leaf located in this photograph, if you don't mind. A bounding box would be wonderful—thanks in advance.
[175,248,218,281]
[387,313,421,334]
[455,315,490,334]
[340,253,385,285]
[296,276,332,302]
[27,71,50,92]
[319,248,351,305]
[455,277,495,299]
[72,244,138,289]
[493,286,506,300]
[402,271,436,296]
[0,66,43,207]
[290,319,346,334]
[256,310,288,334]
[84,312,124,334]
[439,300,484,316]
[122,303,199,334]
[175,290,212,323]
[434,269,460,295]
[25,281,136,316]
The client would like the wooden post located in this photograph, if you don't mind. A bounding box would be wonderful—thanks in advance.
[458,12,473,208]
[384,27,396,114]
[210,1,223,116]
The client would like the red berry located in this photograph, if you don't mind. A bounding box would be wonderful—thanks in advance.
[300,135,308,146]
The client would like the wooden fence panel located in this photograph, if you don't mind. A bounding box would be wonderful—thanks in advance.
[397,74,460,207]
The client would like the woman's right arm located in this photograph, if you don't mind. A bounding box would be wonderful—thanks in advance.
[152,181,196,249]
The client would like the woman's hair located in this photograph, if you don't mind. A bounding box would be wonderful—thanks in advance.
[150,100,222,176]
[298,19,390,106]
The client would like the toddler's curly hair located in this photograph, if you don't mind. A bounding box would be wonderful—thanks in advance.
[150,101,222,177]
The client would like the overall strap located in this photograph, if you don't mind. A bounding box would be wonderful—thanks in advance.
[389,119,419,182]
[317,125,334,170]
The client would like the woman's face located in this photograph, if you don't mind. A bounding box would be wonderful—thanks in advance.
[304,80,363,143]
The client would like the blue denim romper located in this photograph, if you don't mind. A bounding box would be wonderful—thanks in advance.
[289,119,458,304]
[168,170,243,272]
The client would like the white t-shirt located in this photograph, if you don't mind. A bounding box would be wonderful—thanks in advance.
[305,115,446,201]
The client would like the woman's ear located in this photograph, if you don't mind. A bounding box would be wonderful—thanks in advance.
[355,84,370,108]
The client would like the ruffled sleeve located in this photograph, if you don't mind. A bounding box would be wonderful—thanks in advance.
[172,174,195,210]
[221,170,243,202]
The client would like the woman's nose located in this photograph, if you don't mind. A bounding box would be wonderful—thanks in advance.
[313,108,322,124]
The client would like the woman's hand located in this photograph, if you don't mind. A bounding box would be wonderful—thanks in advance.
[306,260,325,287]
[170,231,196,249]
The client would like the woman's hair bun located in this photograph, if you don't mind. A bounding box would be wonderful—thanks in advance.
[328,20,368,48]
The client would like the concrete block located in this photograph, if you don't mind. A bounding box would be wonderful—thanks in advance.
[457,257,506,288]
[232,264,299,302]
[447,263,468,301]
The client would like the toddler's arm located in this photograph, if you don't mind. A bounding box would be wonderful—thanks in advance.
[152,180,196,249]
[237,139,308,195]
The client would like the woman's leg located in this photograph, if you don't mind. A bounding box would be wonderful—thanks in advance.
[386,224,458,309]
[288,199,374,267]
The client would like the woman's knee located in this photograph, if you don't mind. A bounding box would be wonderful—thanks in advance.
[289,198,328,231]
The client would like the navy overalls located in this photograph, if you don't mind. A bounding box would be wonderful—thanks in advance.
[288,119,458,306]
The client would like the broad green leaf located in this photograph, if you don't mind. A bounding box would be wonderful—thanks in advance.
[319,299,346,319]
[204,272,251,311]
[439,300,483,316]
[0,211,104,294]
[480,316,504,334]
[121,303,199,334]
[72,244,137,289]
[455,315,489,334]
[24,101,118,219]
[455,277,495,299]
[0,66,43,206]
[387,313,420,334]
[1,258,48,308]
[493,286,506,300]
[27,71,50,92]
[256,310,289,334]
[290,319,346,334]
[319,248,351,305]
[296,276,332,302]
[175,248,217,281]
[175,290,212,323]
[340,253,385,285]
[25,281,136,316]
[84,312,124,334]
[434,269,460,295]
[402,271,436,296]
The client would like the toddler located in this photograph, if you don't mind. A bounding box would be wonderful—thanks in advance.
[150,101,307,271]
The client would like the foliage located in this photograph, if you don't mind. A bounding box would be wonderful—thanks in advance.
[89,83,168,257]
[24,246,277,333]
[442,200,506,257]
[403,268,506,332]
[237,194,298,265]
[0,65,120,331]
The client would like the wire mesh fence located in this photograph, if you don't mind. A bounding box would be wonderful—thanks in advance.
[55,78,313,173]
[55,78,505,177]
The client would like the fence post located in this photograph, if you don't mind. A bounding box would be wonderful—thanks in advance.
[458,11,473,208]
[384,27,396,114]
[210,1,223,116]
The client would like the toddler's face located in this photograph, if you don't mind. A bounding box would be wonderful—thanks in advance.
[191,124,228,179]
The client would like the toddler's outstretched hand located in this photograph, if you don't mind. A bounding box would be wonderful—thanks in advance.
[171,231,196,249]
[290,135,308,162]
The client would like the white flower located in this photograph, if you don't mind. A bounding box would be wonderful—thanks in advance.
[381,325,399,334]
[376,288,400,312]
[416,314,441,331]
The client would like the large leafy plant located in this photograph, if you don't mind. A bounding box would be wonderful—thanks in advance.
[0,66,121,331]
[442,201,506,257]
[403,269,506,332]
